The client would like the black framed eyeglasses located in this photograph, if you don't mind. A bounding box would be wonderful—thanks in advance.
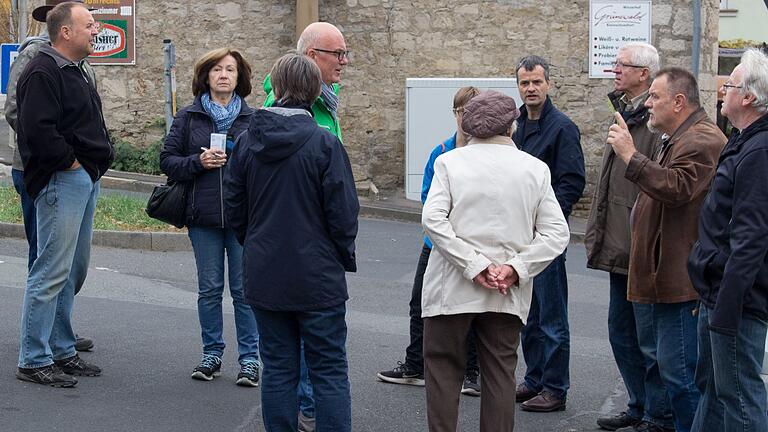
[312,48,350,61]
[613,61,647,69]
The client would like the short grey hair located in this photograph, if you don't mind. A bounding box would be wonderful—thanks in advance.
[296,27,321,55]
[740,49,768,113]
[620,42,660,76]
[270,53,322,107]
[515,55,550,82]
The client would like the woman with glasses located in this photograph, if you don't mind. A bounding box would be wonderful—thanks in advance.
[160,48,260,387]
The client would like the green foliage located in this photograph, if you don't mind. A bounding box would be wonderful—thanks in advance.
[110,139,163,175]
[0,186,180,232]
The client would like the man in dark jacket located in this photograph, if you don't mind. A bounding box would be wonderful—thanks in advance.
[687,49,768,432]
[15,2,111,387]
[608,68,726,432]
[512,55,585,413]
[584,43,673,431]
[224,53,358,432]
[4,0,96,353]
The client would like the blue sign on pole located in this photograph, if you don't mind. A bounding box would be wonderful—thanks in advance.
[1,43,21,95]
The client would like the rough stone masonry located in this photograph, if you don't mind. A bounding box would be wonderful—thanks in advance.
[26,0,719,216]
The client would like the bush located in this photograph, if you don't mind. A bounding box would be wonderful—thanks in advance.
[110,139,163,175]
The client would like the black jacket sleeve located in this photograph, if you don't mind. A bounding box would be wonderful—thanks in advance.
[711,148,768,335]
[552,122,586,219]
[321,136,360,272]
[159,108,204,182]
[223,136,249,245]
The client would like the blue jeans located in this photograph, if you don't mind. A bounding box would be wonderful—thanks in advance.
[608,273,651,420]
[188,226,259,363]
[635,301,700,432]
[18,168,98,368]
[521,254,570,399]
[12,168,37,271]
[691,305,768,432]
[633,302,676,429]
[299,341,315,418]
[253,303,351,432]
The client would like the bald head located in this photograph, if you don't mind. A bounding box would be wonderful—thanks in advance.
[297,21,348,85]
[297,22,343,55]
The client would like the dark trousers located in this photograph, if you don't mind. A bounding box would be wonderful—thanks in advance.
[424,313,523,432]
[406,244,478,374]
[521,254,570,398]
[252,303,351,432]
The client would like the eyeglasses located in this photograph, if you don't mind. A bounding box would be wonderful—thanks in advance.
[613,61,647,70]
[721,82,743,92]
[312,48,350,61]
[452,107,464,115]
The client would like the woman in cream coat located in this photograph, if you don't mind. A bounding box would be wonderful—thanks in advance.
[421,90,570,432]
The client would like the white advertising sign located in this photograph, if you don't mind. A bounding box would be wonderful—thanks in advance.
[589,1,652,78]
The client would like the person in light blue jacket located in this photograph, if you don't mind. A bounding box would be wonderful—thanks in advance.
[377,87,483,396]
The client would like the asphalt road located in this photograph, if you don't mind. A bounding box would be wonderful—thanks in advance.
[0,218,625,431]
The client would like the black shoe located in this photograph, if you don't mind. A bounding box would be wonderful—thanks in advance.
[461,370,480,396]
[598,412,641,431]
[75,335,94,352]
[376,361,425,386]
[16,365,78,387]
[54,354,102,376]
[191,354,222,381]
[236,360,260,387]
[616,421,675,432]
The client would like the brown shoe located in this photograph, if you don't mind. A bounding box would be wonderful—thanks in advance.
[520,390,566,412]
[515,382,538,403]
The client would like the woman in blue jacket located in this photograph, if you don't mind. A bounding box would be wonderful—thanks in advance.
[160,48,259,387]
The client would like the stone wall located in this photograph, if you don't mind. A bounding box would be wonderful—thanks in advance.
[29,0,720,216]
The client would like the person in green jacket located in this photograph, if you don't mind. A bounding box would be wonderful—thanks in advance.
[262,21,350,432]
[263,22,348,142]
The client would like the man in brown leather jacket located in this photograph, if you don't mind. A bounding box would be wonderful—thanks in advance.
[584,43,672,431]
[607,68,726,432]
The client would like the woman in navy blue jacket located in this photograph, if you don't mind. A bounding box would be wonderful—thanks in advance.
[160,48,259,387]
[224,53,358,432]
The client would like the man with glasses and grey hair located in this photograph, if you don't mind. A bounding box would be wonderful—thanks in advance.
[585,43,674,431]
[688,48,768,432]
[512,55,585,413]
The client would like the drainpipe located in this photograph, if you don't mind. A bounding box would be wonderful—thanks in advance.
[692,0,702,77]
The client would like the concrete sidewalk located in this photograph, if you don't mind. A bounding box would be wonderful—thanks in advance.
[1,161,586,251]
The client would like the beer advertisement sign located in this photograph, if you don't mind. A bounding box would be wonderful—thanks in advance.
[86,0,136,65]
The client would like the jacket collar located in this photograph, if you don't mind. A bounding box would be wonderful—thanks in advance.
[517,96,554,124]
[666,108,709,145]
[608,90,651,126]
[39,43,83,69]
[468,135,516,148]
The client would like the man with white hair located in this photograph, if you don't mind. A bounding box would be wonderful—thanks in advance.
[688,48,768,432]
[585,43,673,431]
[262,21,349,432]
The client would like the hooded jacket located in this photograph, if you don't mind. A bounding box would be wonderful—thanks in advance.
[223,106,359,311]
[159,95,253,228]
[688,113,768,335]
[16,44,112,199]
[584,91,662,274]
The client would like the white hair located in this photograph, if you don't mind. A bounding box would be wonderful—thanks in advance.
[620,42,660,76]
[296,28,320,55]
[740,49,768,113]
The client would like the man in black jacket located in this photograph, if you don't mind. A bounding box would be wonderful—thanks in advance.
[687,48,768,432]
[15,2,112,388]
[512,55,585,413]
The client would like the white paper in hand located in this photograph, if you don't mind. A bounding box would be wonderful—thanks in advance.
[210,133,226,151]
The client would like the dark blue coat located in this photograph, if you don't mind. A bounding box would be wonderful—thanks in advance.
[512,97,585,220]
[688,113,768,336]
[159,96,253,227]
[223,106,359,311]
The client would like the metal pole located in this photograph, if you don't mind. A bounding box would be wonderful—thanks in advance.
[18,0,27,42]
[691,0,701,77]
[163,39,176,134]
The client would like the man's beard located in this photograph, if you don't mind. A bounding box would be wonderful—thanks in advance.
[646,119,659,134]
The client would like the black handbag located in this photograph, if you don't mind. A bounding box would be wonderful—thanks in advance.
[145,115,192,228]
